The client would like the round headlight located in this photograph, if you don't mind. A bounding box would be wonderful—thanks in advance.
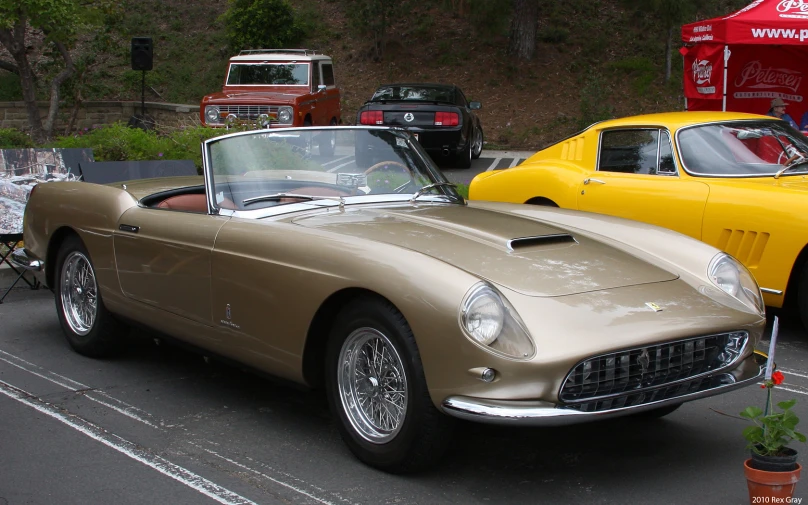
[278,107,293,124]
[461,285,504,345]
[708,253,765,315]
[205,106,220,123]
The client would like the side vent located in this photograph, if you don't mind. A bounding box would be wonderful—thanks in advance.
[716,229,770,268]
[508,234,577,251]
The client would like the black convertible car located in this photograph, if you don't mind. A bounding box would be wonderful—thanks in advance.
[356,83,483,168]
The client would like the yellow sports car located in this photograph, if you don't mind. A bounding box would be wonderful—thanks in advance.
[470,112,808,328]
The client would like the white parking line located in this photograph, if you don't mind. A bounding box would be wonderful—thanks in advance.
[508,158,522,168]
[485,158,501,172]
[0,379,259,505]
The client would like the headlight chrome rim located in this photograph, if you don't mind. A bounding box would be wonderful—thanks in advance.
[459,282,536,359]
[708,253,765,315]
[278,106,293,124]
[204,105,220,124]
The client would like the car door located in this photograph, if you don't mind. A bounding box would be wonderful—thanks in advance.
[576,128,710,240]
[113,204,229,325]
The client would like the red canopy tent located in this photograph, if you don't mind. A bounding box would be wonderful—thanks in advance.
[681,0,808,129]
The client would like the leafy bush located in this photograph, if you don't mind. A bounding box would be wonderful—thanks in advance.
[607,56,657,94]
[49,123,229,172]
[0,128,35,148]
[220,0,305,52]
[577,74,615,131]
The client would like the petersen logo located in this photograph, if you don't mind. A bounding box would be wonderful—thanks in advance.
[692,60,712,84]
[777,0,808,16]
[735,61,803,93]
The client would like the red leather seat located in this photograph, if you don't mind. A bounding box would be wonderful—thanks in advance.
[157,194,208,212]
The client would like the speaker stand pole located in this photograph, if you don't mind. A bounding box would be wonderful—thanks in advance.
[141,70,146,117]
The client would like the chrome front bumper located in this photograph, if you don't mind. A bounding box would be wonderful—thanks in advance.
[441,352,765,426]
[10,248,44,272]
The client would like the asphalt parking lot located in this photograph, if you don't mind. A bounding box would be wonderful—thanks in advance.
[2,269,808,504]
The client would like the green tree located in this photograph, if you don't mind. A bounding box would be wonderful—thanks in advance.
[344,0,408,61]
[0,0,106,142]
[220,0,304,53]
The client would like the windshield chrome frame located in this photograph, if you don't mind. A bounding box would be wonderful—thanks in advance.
[674,118,808,178]
[201,126,463,216]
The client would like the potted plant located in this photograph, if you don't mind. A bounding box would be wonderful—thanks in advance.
[741,366,806,501]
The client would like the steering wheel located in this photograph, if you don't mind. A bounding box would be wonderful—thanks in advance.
[363,160,413,176]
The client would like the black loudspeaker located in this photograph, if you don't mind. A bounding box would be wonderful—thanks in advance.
[131,37,153,71]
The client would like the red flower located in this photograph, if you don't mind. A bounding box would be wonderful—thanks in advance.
[772,371,785,385]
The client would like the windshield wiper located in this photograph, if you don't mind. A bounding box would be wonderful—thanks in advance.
[774,157,808,179]
[409,182,462,203]
[243,193,318,205]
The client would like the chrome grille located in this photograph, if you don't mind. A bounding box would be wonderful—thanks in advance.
[219,105,278,121]
[559,332,747,406]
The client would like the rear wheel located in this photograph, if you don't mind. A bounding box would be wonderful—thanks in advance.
[471,126,484,159]
[318,119,337,156]
[54,235,125,357]
[325,296,454,473]
[455,139,472,169]
[797,264,808,332]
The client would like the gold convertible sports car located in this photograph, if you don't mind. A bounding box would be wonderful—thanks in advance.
[470,112,808,329]
[14,126,767,473]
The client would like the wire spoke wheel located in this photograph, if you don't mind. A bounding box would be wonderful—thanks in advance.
[338,327,408,443]
[60,251,98,336]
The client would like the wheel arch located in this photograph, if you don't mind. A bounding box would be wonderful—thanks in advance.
[783,242,808,309]
[525,197,559,207]
[45,226,81,289]
[302,287,398,389]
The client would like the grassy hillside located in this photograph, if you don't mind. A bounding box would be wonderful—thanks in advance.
[0,0,749,149]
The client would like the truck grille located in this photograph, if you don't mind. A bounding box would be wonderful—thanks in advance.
[559,332,748,409]
[219,105,279,122]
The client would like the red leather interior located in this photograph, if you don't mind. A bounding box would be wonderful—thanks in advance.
[157,194,208,212]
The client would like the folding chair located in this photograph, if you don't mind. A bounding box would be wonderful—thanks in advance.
[0,233,41,303]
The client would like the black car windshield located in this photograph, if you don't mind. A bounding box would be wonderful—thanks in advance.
[677,120,808,177]
[204,127,460,211]
[226,63,309,86]
[370,85,453,103]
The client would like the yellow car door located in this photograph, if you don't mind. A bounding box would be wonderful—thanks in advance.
[576,128,709,240]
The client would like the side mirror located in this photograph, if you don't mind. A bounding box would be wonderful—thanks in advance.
[318,84,327,93]
[469,101,482,110]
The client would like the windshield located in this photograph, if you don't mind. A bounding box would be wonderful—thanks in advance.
[204,128,459,212]
[226,63,309,86]
[677,120,808,177]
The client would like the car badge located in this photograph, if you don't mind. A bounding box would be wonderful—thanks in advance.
[226,304,232,320]
[645,302,663,312]
[404,113,414,122]
[638,348,651,373]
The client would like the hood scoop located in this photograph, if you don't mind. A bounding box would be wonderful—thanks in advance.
[508,233,576,251]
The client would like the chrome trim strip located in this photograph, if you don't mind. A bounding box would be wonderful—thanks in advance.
[760,287,784,295]
[10,248,44,272]
[441,355,763,426]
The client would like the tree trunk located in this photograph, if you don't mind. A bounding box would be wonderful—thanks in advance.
[508,0,538,60]
[43,41,74,137]
[0,18,48,143]
[665,25,673,83]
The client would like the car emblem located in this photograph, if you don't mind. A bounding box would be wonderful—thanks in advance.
[226,304,232,320]
[404,113,414,122]
[645,302,663,312]
[638,348,651,373]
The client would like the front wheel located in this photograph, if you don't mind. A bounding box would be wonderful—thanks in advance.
[797,264,808,332]
[54,235,125,357]
[325,297,454,473]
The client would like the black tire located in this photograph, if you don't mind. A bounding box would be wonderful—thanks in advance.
[471,126,484,159]
[325,296,454,473]
[54,235,125,357]
[455,140,472,169]
[632,403,683,419]
[318,119,337,156]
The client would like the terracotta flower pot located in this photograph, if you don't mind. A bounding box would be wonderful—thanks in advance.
[744,459,801,504]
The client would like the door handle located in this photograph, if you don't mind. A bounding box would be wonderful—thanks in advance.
[583,178,606,185]
[119,224,139,233]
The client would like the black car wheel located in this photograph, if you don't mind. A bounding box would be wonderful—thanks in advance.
[455,139,472,169]
[471,126,484,159]
[54,235,125,357]
[325,296,454,473]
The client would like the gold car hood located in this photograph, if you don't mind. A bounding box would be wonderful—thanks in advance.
[292,204,678,296]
